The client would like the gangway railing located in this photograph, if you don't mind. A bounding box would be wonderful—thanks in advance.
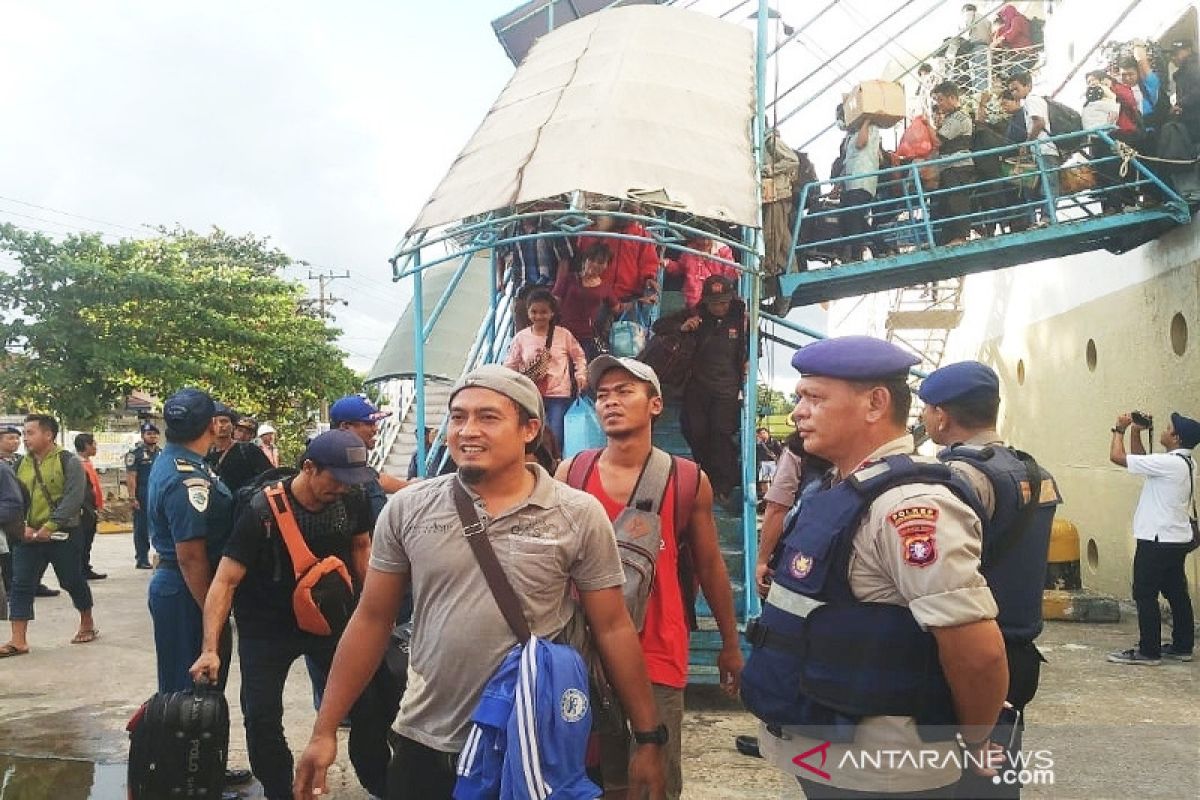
[779,127,1191,304]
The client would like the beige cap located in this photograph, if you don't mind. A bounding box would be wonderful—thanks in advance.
[587,355,662,397]
[450,364,544,419]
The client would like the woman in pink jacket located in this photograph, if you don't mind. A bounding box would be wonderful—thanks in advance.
[664,234,738,308]
[503,289,588,452]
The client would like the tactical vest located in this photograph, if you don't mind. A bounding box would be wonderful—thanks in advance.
[741,455,984,742]
[939,444,1060,643]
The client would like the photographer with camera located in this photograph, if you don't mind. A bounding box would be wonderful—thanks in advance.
[1107,410,1199,666]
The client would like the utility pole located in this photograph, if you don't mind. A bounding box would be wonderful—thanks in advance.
[306,269,350,425]
[306,269,350,319]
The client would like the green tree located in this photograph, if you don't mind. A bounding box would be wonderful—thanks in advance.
[0,224,360,438]
[756,383,794,416]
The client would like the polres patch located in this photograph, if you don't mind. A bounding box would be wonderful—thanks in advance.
[888,506,939,529]
[560,687,589,723]
[902,534,937,567]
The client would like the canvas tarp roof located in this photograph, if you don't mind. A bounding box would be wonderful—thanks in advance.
[408,4,759,234]
[490,0,663,67]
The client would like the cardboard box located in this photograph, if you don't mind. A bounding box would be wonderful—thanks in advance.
[844,80,905,128]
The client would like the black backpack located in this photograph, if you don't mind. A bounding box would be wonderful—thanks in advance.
[1044,97,1084,154]
[127,682,229,799]
[231,466,299,524]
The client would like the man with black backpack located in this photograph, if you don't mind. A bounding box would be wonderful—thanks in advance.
[191,429,385,800]
[918,362,1061,798]
[0,414,95,658]
[558,355,742,800]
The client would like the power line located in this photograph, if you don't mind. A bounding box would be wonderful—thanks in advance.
[0,194,149,235]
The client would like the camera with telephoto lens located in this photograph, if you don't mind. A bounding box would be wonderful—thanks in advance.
[1130,411,1154,428]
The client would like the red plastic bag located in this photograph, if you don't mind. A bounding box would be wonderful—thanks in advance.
[896,115,936,160]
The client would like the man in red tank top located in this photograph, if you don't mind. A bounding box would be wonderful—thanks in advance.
[556,355,742,800]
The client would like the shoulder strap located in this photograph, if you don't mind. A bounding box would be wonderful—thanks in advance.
[451,479,531,643]
[263,483,318,578]
[629,448,673,514]
[1175,454,1198,521]
[565,448,603,489]
[672,456,701,536]
[544,322,556,350]
[29,452,58,512]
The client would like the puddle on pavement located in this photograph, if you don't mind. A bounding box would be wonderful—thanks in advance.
[0,755,124,799]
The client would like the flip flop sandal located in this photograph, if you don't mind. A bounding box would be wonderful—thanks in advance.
[0,643,30,658]
[71,629,99,644]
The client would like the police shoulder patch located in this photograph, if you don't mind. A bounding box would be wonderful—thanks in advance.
[902,534,938,567]
[124,451,136,468]
[186,482,210,512]
[174,458,196,473]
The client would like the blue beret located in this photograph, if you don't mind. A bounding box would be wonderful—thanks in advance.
[1171,412,1200,449]
[791,336,919,379]
[918,361,999,405]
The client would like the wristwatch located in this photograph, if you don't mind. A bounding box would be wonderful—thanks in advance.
[632,724,670,746]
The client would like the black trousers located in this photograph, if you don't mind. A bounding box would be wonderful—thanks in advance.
[680,387,741,497]
[1133,538,1195,658]
[935,165,976,243]
[838,188,874,258]
[387,734,459,800]
[78,508,97,572]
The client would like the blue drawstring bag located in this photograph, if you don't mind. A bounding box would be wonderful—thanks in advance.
[563,397,605,457]
[608,306,648,358]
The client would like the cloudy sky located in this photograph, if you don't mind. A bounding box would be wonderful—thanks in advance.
[0,0,972,380]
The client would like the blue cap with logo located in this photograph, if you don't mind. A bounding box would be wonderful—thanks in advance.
[162,388,216,441]
[140,421,160,434]
[917,361,1000,405]
[302,429,376,485]
[791,335,919,379]
[1171,412,1200,449]
[330,395,392,425]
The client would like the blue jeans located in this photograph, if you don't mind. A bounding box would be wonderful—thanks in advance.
[148,566,231,693]
[133,506,150,565]
[238,635,391,799]
[8,533,92,621]
[543,396,573,455]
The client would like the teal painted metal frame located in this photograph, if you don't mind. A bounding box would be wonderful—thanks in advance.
[778,127,1191,304]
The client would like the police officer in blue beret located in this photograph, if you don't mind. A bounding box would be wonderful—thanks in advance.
[919,360,1061,798]
[125,421,161,569]
[742,337,1009,798]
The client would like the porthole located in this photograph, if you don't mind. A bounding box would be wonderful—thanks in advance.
[1086,538,1099,572]
[1085,339,1097,372]
[1016,358,1026,385]
[1170,312,1188,356]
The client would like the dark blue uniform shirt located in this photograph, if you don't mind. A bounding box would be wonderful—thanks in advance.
[125,443,161,503]
[146,442,234,565]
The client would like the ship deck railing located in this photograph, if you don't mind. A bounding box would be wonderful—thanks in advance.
[779,126,1192,304]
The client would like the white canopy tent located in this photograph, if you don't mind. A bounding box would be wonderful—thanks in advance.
[407,4,760,235]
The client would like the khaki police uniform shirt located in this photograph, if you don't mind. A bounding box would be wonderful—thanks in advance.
[370,464,624,753]
[760,434,998,793]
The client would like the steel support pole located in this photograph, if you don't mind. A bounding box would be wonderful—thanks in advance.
[412,251,427,477]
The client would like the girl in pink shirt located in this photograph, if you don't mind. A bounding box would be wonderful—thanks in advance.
[503,289,587,452]
[664,235,738,308]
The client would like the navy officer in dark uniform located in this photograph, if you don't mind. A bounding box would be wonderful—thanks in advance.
[919,361,1060,798]
[125,422,161,569]
[741,336,1009,798]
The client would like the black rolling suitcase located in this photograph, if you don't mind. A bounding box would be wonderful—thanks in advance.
[127,681,229,798]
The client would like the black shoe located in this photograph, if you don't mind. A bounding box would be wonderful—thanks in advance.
[1162,643,1195,662]
[84,569,107,580]
[224,768,253,785]
[135,562,153,570]
[35,583,60,597]
[735,735,762,758]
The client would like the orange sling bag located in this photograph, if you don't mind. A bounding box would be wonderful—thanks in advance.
[262,483,355,636]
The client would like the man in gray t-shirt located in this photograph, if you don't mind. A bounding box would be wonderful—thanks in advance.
[295,365,666,799]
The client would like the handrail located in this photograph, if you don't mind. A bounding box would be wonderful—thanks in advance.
[760,311,930,379]
[786,125,1190,267]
